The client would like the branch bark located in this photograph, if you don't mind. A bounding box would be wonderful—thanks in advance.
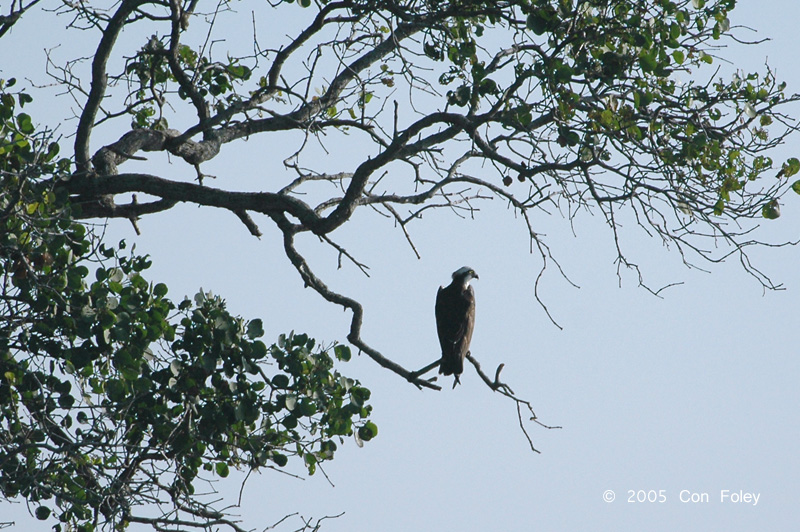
[74,0,147,172]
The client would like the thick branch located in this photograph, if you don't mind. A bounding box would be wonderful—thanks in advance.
[74,0,146,171]
[68,171,323,231]
[166,0,208,123]
[0,0,41,39]
[75,196,177,219]
[92,128,221,174]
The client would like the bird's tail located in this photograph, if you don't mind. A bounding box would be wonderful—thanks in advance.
[438,355,462,388]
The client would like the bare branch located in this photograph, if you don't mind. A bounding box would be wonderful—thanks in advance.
[0,0,42,38]
[466,353,562,454]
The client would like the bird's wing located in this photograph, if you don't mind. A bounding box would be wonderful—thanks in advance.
[435,286,454,352]
[455,286,475,356]
[435,285,474,354]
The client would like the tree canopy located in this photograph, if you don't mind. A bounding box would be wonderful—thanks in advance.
[1,85,376,532]
[1,0,798,530]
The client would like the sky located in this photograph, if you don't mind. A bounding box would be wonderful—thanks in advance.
[2,2,799,531]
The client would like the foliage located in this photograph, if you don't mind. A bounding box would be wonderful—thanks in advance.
[46,0,798,291]
[1,0,800,529]
[0,87,374,531]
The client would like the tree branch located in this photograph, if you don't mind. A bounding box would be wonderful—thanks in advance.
[466,353,561,454]
[74,0,146,172]
[271,212,441,391]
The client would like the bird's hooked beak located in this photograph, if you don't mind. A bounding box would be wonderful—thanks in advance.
[462,269,478,288]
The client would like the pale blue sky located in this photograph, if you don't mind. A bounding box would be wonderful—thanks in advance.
[2,2,799,531]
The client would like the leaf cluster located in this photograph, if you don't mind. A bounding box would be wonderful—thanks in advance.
[0,87,374,531]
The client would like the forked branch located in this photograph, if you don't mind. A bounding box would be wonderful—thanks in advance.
[466,353,561,454]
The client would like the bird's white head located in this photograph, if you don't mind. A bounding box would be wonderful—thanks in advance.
[452,266,479,288]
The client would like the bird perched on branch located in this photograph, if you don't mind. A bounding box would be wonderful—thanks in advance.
[435,266,478,388]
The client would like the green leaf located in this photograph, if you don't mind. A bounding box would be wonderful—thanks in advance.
[98,309,117,329]
[153,282,168,297]
[16,113,34,134]
[106,379,127,402]
[792,180,800,194]
[246,318,264,339]
[357,421,378,442]
[554,64,573,83]
[762,199,780,219]
[626,125,643,141]
[272,374,289,388]
[200,353,217,372]
[478,78,497,95]
[526,8,558,35]
[282,414,298,429]
[333,344,351,362]
[669,23,681,40]
[250,340,267,359]
[227,65,250,80]
[35,506,51,520]
[777,158,800,179]
[215,462,230,478]
[448,85,471,107]
[299,399,317,417]
[639,51,657,73]
[526,13,545,34]
[423,42,442,61]
[304,452,317,474]
[713,198,725,216]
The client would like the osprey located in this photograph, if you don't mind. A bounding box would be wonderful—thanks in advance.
[435,266,478,387]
